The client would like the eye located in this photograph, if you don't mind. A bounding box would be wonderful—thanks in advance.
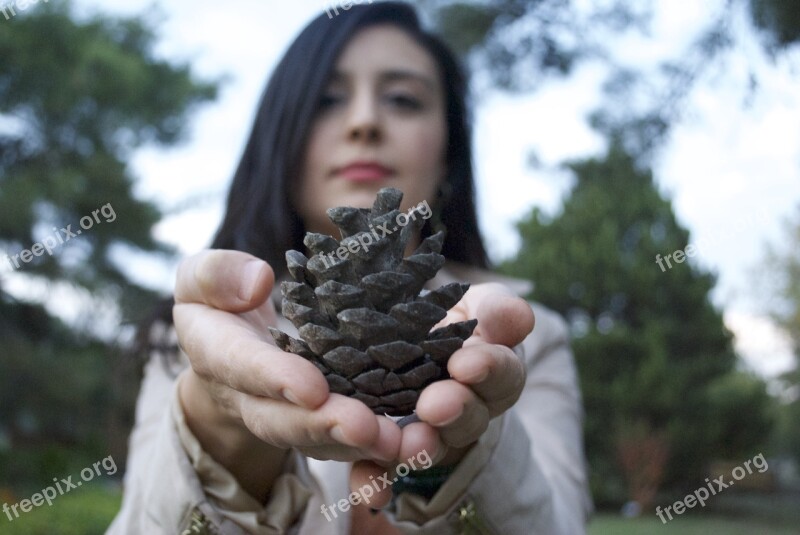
[386,93,423,111]
[318,92,346,110]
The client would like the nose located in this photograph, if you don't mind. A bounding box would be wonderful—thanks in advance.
[346,89,382,144]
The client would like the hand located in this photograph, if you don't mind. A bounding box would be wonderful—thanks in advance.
[350,282,534,508]
[173,250,401,501]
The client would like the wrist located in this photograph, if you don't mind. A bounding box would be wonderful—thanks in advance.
[178,370,289,502]
[179,369,248,435]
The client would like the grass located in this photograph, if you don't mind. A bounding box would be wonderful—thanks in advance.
[3,486,797,534]
[1,485,121,535]
[589,513,800,535]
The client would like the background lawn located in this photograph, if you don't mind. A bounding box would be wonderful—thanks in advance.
[3,487,798,534]
[589,513,800,535]
[2,486,121,535]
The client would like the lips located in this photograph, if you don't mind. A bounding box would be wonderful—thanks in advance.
[334,161,394,182]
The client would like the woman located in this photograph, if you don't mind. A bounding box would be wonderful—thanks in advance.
[109,3,591,533]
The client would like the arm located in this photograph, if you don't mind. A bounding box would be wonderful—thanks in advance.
[108,250,403,534]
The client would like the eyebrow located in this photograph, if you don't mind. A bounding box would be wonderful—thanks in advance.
[329,69,437,91]
[380,69,437,90]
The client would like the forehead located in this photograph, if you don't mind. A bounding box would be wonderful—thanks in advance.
[333,25,441,83]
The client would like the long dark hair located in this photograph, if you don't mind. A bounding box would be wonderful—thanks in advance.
[137,2,489,356]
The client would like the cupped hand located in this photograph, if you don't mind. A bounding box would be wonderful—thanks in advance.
[172,250,401,499]
[350,282,534,508]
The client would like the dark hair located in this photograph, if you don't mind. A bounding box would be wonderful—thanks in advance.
[210,1,489,276]
[138,2,489,359]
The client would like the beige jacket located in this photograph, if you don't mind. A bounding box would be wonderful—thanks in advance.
[107,262,592,534]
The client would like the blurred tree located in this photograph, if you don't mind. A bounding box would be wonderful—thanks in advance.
[500,143,773,506]
[419,0,652,91]
[422,0,800,159]
[764,208,800,465]
[0,0,216,488]
[749,0,800,50]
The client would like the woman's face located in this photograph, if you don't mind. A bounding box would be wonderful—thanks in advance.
[297,25,447,237]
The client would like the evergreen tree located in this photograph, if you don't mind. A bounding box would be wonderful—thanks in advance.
[0,1,217,487]
[500,142,772,506]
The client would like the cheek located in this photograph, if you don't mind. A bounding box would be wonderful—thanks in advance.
[400,121,447,176]
[305,123,334,178]
[297,124,333,217]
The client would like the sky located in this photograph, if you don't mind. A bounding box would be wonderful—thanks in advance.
[10,0,798,378]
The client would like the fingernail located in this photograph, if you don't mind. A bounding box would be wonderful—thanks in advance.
[330,425,347,443]
[281,388,302,406]
[238,260,264,301]
[463,368,489,384]
[438,405,464,427]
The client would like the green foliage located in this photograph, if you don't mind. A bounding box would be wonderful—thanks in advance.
[420,0,623,89]
[432,3,500,56]
[749,0,800,49]
[424,1,799,160]
[704,371,774,460]
[500,143,772,505]
[588,513,799,535]
[0,0,216,295]
[765,208,800,353]
[772,375,800,465]
[763,208,800,465]
[0,0,217,490]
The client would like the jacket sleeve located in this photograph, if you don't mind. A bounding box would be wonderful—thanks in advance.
[106,322,315,535]
[384,303,593,534]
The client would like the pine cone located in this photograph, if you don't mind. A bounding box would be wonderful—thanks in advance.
[269,187,477,417]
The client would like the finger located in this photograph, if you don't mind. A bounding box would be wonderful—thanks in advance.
[350,460,396,509]
[175,250,274,312]
[433,283,534,348]
[475,292,535,347]
[298,416,400,463]
[348,427,443,510]
[239,393,381,452]
[397,421,444,465]
[416,380,490,448]
[369,416,403,462]
[174,304,329,409]
[447,343,526,415]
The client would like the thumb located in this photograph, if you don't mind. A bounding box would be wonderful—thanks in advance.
[175,250,274,312]
[464,284,535,347]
